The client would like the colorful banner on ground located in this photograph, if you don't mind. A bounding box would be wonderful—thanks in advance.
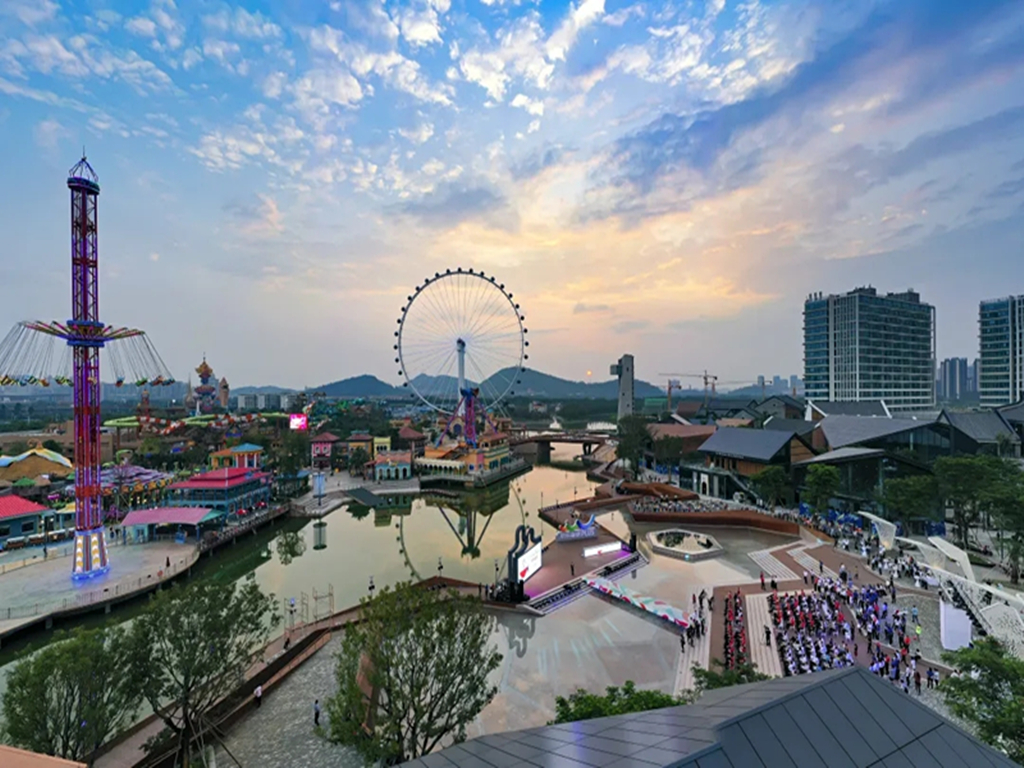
[585,576,689,628]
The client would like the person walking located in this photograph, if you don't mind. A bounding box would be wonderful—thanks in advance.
[680,634,686,654]
[803,569,809,585]
[764,625,771,646]
[314,699,321,727]
[254,684,263,709]
[911,605,918,624]
[166,556,171,569]
[570,562,575,577]
[914,670,921,695]
[760,571,766,590]
[819,560,824,575]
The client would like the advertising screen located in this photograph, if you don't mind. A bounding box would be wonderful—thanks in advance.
[583,542,622,558]
[289,413,308,431]
[517,542,543,583]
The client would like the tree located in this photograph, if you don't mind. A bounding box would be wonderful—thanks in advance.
[879,475,938,534]
[269,430,309,476]
[2,626,140,761]
[348,447,370,472]
[691,658,769,692]
[940,637,1024,763]
[934,456,990,551]
[4,440,29,456]
[616,415,650,477]
[126,580,279,766]
[550,681,694,724]
[751,466,789,508]
[327,583,501,763]
[981,459,1024,583]
[41,439,64,455]
[804,464,840,515]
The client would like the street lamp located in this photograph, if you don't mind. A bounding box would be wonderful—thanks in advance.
[437,557,444,579]
[494,558,500,586]
[368,576,375,598]
[287,597,297,632]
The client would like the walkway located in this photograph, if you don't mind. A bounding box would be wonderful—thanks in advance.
[744,592,784,678]
[673,584,712,696]
[748,542,800,581]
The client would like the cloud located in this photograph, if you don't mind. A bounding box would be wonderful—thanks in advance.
[395,0,450,48]
[2,0,59,26]
[986,176,1024,200]
[290,68,364,126]
[126,17,158,38]
[510,145,569,180]
[399,122,434,144]
[33,118,66,148]
[397,179,514,229]
[262,71,287,98]
[457,14,555,101]
[150,252,160,262]
[224,193,285,236]
[546,0,605,62]
[203,8,282,40]
[573,302,612,314]
[510,93,544,115]
[611,319,651,333]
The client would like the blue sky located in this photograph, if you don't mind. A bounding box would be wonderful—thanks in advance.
[1,0,1023,389]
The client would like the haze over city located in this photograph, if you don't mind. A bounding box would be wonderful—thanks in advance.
[2,0,1024,388]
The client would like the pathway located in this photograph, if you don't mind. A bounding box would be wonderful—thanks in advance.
[744,592,784,678]
[747,542,799,581]
[673,585,712,696]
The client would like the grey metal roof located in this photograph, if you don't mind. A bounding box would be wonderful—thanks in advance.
[809,400,890,418]
[940,410,1020,445]
[756,395,805,410]
[401,668,1020,768]
[794,447,885,465]
[998,400,1024,424]
[696,427,795,462]
[819,415,935,449]
[763,417,817,438]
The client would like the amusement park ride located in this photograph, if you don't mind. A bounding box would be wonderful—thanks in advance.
[394,268,527,452]
[0,156,174,580]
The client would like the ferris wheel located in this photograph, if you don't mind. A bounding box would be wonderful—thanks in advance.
[394,268,528,438]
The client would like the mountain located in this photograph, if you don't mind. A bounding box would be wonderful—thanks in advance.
[316,375,404,398]
[232,385,296,395]
[311,367,664,400]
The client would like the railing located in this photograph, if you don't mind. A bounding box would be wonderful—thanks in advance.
[1,549,201,622]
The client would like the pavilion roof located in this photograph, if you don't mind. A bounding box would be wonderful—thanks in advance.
[312,432,341,443]
[0,495,48,522]
[121,507,218,527]
[169,467,269,490]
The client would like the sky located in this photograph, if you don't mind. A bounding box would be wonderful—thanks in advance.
[1,0,1023,391]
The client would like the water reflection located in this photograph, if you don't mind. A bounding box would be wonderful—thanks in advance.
[276,531,307,565]
[501,615,537,659]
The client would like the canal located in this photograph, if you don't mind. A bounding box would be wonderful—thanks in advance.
[0,448,595,703]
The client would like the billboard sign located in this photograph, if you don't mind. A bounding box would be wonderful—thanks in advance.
[289,413,308,431]
[583,542,622,558]
[517,542,543,583]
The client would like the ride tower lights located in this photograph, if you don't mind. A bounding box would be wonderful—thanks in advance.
[67,157,107,578]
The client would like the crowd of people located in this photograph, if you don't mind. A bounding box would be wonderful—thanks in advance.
[631,498,732,514]
[768,583,857,676]
[722,589,749,669]
[680,590,710,652]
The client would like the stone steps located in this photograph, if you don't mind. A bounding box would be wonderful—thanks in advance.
[748,548,798,582]
[791,548,839,581]
[673,589,712,697]
[745,592,784,679]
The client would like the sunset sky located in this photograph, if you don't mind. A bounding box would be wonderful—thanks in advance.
[2,0,1023,390]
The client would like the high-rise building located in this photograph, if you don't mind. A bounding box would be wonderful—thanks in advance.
[979,296,1024,407]
[938,357,969,402]
[967,358,979,394]
[803,287,935,410]
[610,354,635,421]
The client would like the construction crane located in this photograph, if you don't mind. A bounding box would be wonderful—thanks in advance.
[659,372,753,412]
[659,372,719,412]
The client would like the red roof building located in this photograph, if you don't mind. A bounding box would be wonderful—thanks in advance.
[0,494,48,522]
[311,432,341,463]
[0,494,50,546]
[166,468,270,517]
[168,467,270,490]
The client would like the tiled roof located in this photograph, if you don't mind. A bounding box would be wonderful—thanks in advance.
[697,427,795,462]
[647,424,717,441]
[0,494,48,521]
[998,400,1024,424]
[0,447,73,469]
[940,410,1020,445]
[809,400,890,418]
[794,447,885,465]
[756,394,805,410]
[347,433,373,441]
[121,507,217,527]
[400,667,1021,768]
[819,415,935,449]
[398,425,426,440]
[231,443,264,453]
[312,432,341,443]
[763,417,817,437]
[169,467,269,490]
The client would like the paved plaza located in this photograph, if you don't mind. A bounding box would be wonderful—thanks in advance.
[0,538,191,616]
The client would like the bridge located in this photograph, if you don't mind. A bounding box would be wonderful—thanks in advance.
[509,431,611,462]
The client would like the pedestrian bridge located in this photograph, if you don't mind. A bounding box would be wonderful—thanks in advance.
[509,432,611,462]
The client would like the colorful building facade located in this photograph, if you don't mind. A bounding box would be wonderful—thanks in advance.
[166,467,271,517]
[374,450,412,481]
[209,443,264,470]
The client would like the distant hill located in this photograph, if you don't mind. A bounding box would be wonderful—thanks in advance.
[316,375,404,398]
[232,385,296,395]
[311,367,664,400]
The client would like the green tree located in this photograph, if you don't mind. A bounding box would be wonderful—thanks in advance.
[751,466,789,508]
[270,430,310,475]
[550,681,695,725]
[934,456,990,551]
[41,439,64,455]
[327,583,501,763]
[275,530,307,565]
[879,475,938,534]
[940,637,1024,762]
[126,580,279,766]
[652,436,689,468]
[2,626,140,761]
[347,447,370,472]
[3,440,30,456]
[616,415,650,477]
[691,658,770,692]
[804,464,840,515]
[982,459,1024,583]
